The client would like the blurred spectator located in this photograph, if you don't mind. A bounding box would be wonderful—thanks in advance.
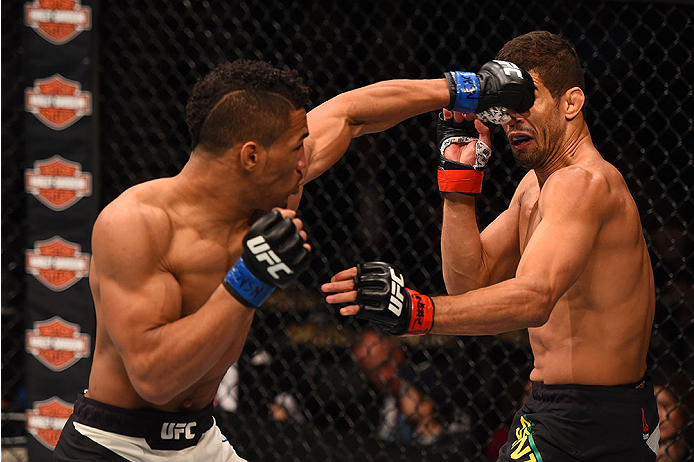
[215,363,239,412]
[352,329,470,445]
[655,385,687,462]
[269,392,308,425]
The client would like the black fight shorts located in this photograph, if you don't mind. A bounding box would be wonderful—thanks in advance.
[497,377,659,462]
[53,394,245,461]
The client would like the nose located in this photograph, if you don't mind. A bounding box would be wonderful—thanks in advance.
[296,148,307,172]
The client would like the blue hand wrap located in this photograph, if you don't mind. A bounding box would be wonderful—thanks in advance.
[445,71,480,113]
[222,257,275,308]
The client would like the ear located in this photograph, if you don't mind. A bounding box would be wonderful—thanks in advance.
[239,141,262,171]
[563,87,585,120]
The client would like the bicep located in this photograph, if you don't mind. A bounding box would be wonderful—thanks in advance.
[303,98,359,183]
[479,198,522,285]
[516,174,603,306]
[91,207,181,360]
[98,270,182,356]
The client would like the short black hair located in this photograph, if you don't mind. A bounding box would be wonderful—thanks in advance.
[185,60,310,154]
[497,31,585,100]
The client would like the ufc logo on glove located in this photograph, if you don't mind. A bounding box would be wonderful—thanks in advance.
[246,235,293,279]
[495,60,525,79]
[388,268,405,316]
[352,262,435,336]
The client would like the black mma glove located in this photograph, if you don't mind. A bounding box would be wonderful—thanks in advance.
[353,262,434,336]
[223,210,309,308]
[436,112,492,194]
[444,60,535,124]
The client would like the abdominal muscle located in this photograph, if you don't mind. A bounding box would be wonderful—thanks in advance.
[527,293,649,386]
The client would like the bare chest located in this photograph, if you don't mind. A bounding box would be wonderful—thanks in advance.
[167,231,244,316]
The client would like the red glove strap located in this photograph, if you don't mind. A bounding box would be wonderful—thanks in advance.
[403,288,434,336]
[438,169,484,194]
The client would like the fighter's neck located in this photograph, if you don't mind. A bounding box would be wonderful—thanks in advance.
[169,156,260,233]
[534,124,595,187]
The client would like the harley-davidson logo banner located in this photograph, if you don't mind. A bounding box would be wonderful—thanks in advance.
[25,236,90,292]
[23,2,97,460]
[24,0,92,45]
[26,397,74,450]
[26,316,91,371]
[25,155,92,211]
[25,74,92,130]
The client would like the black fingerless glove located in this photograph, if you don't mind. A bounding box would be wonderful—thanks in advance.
[353,262,434,336]
[223,210,310,308]
[444,60,535,124]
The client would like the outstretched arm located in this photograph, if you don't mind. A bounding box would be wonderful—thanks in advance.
[302,79,450,183]
[299,59,534,191]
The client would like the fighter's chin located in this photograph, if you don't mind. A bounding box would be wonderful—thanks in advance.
[512,149,540,169]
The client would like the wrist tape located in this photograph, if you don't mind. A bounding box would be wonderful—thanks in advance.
[400,289,435,336]
[437,169,484,194]
[222,257,275,308]
[445,71,480,114]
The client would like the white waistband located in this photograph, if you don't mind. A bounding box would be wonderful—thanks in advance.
[73,419,247,462]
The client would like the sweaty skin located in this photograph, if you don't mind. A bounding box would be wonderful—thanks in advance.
[86,79,450,412]
[323,72,655,386]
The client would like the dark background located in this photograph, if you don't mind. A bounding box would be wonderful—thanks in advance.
[3,1,692,461]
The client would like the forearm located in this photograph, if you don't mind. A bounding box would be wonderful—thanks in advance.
[125,286,253,404]
[335,78,450,137]
[431,276,551,336]
[441,194,488,294]
[304,78,450,183]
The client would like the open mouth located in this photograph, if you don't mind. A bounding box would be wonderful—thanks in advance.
[509,131,534,149]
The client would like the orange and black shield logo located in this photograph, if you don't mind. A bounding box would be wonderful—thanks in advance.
[26,316,90,371]
[26,397,74,450]
[25,155,92,211]
[25,236,90,291]
[24,0,91,45]
[25,74,92,130]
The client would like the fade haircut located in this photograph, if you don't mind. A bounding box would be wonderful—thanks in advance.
[186,60,310,155]
[496,31,585,101]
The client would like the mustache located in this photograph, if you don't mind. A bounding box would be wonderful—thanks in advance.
[507,125,535,136]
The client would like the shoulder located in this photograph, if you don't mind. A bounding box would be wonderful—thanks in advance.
[95,183,171,237]
[545,164,607,192]
[539,163,615,220]
[92,184,173,271]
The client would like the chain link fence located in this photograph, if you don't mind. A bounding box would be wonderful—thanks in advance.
[3,1,692,461]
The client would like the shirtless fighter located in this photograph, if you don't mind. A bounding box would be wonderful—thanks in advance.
[323,31,660,461]
[53,59,531,461]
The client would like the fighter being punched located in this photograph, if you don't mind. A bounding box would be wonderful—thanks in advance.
[54,58,530,462]
[323,31,659,462]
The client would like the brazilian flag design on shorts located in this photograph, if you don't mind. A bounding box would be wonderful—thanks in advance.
[509,415,543,462]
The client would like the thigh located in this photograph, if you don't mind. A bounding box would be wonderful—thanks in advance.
[496,407,570,462]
